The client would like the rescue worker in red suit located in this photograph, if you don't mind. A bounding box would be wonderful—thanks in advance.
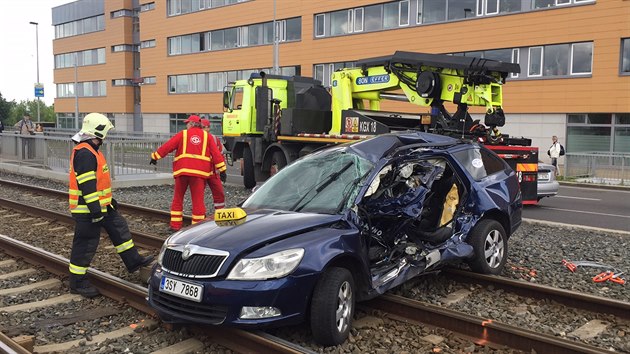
[201,118,226,210]
[150,115,226,230]
[68,113,154,298]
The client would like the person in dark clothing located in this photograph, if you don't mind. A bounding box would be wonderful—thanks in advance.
[0,120,4,133]
[68,113,153,298]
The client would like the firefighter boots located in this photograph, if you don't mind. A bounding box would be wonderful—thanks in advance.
[69,274,100,298]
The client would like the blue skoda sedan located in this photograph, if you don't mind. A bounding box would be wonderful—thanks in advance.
[148,132,522,346]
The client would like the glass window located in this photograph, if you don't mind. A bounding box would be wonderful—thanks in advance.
[528,47,543,77]
[616,113,630,125]
[399,0,410,26]
[567,126,611,152]
[448,0,477,20]
[315,14,325,37]
[211,31,224,50]
[286,17,301,41]
[543,44,569,76]
[383,2,398,29]
[499,0,521,13]
[568,114,586,124]
[484,49,512,63]
[182,35,192,54]
[248,24,263,45]
[453,148,486,181]
[556,0,571,5]
[571,42,592,74]
[614,127,630,153]
[487,0,499,14]
[423,0,446,24]
[224,28,238,48]
[314,64,324,83]
[354,8,364,32]
[364,4,383,31]
[264,22,274,44]
[586,114,612,125]
[177,75,189,92]
[621,39,630,74]
[533,0,555,9]
[330,10,349,36]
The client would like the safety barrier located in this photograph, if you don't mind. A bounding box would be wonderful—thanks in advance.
[0,133,174,179]
[565,152,630,185]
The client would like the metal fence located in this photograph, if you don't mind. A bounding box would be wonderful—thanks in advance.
[0,133,174,179]
[565,152,629,185]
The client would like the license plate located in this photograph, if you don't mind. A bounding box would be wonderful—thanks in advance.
[538,172,550,181]
[160,276,203,302]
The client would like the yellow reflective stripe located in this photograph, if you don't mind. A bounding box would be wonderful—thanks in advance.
[102,188,112,195]
[71,206,91,213]
[68,189,82,196]
[182,130,188,152]
[69,200,79,206]
[171,216,183,222]
[201,131,208,157]
[170,211,183,215]
[76,171,96,184]
[69,263,88,275]
[174,154,211,162]
[83,191,100,203]
[215,162,226,169]
[115,240,134,253]
[173,168,211,177]
[152,152,161,160]
[192,214,205,220]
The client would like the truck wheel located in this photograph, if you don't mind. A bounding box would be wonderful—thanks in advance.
[467,219,508,275]
[242,146,256,189]
[270,151,287,176]
[310,267,354,346]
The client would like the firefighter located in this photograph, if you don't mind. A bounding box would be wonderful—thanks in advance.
[150,115,226,230]
[68,113,153,298]
[201,118,227,210]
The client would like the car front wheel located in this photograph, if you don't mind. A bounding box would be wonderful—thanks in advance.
[467,219,507,275]
[310,267,355,346]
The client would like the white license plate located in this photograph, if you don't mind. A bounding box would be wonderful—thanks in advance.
[160,276,203,302]
[538,172,550,181]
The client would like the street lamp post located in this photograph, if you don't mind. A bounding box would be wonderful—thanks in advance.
[29,21,41,123]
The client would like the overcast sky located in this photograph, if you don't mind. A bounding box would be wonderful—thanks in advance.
[0,0,71,106]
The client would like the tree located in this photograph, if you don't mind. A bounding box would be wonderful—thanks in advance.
[0,92,16,125]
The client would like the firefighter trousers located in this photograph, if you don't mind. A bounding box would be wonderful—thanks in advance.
[69,207,146,275]
[207,174,225,210]
[171,175,206,230]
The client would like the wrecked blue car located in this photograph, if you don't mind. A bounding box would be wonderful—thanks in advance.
[148,131,522,346]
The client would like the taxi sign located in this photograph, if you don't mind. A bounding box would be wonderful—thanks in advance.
[214,207,247,226]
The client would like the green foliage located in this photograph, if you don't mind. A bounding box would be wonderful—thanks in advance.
[0,92,16,125]
[0,93,56,126]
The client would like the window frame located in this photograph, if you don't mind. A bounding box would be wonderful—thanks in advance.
[570,42,593,75]
[354,8,364,32]
[399,0,410,26]
[315,13,325,37]
[528,46,543,77]
[511,48,520,78]
[486,0,499,15]
[620,38,630,75]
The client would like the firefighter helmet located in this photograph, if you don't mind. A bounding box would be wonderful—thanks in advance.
[80,113,114,139]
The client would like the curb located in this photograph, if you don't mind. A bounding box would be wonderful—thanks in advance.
[558,181,630,191]
[523,218,630,236]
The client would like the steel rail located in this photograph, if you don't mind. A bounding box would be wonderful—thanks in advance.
[368,294,610,354]
[0,197,164,249]
[444,268,630,320]
[0,235,312,354]
[0,178,192,224]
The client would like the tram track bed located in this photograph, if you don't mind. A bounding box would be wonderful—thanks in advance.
[0,173,629,352]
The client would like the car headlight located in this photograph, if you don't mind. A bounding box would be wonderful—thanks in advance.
[227,248,304,280]
[157,242,167,266]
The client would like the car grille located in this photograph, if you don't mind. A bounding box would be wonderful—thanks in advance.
[162,248,226,277]
[150,287,228,325]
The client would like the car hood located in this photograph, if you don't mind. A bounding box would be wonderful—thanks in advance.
[167,209,343,254]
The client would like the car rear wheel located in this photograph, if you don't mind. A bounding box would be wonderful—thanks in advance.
[310,267,355,346]
[467,219,507,275]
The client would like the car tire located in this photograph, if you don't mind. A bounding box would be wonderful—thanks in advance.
[467,219,507,275]
[242,146,256,189]
[310,267,355,346]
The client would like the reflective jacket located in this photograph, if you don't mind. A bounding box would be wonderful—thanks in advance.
[151,127,226,178]
[69,142,112,214]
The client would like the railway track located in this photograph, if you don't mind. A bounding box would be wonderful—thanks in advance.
[0,180,627,352]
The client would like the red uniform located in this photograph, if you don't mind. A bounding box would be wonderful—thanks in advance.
[152,126,226,230]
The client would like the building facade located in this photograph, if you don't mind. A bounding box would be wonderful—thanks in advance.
[52,0,630,153]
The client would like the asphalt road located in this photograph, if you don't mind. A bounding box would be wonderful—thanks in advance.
[525,185,630,232]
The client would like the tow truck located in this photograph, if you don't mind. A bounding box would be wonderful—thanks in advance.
[222,51,539,204]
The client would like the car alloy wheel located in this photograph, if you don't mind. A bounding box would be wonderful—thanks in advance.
[310,267,355,346]
[467,219,508,275]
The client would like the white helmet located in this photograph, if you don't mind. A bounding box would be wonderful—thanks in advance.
[72,113,114,142]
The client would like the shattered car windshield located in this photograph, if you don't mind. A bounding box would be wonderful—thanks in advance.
[242,150,374,214]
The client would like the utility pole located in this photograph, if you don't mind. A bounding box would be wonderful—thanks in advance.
[74,53,79,129]
[29,21,41,122]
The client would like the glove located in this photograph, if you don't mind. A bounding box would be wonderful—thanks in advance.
[220,171,227,183]
[91,211,104,223]
[150,158,157,165]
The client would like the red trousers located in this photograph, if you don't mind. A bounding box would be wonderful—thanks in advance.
[207,174,225,210]
[170,175,206,230]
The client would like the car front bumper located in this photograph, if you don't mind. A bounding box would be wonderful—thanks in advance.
[147,264,319,328]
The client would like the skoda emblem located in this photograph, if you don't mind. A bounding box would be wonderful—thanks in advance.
[182,246,192,260]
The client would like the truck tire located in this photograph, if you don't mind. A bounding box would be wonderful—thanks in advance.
[270,151,287,176]
[242,146,256,189]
